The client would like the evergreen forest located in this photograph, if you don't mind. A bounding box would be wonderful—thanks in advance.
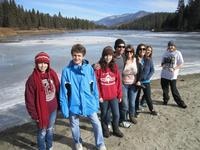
[118,0,200,31]
[0,0,105,30]
[0,0,199,31]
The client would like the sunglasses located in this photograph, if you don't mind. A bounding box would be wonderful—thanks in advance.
[117,45,125,48]
[139,48,146,51]
[125,51,133,54]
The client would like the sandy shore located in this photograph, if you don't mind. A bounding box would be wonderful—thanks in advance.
[0,27,67,38]
[0,73,200,150]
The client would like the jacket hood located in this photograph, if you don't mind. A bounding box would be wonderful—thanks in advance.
[68,59,89,67]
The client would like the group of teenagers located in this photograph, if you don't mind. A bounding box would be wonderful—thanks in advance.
[24,38,187,150]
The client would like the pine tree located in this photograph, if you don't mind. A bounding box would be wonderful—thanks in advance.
[187,0,200,30]
[0,3,3,26]
[176,0,185,30]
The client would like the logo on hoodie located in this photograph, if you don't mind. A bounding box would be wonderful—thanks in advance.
[100,73,115,85]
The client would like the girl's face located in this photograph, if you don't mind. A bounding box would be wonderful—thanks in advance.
[37,62,48,73]
[145,47,152,57]
[138,46,146,57]
[125,49,134,59]
[72,52,84,65]
[104,54,113,64]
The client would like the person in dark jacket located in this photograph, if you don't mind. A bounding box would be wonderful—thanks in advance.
[135,44,158,116]
[25,52,60,150]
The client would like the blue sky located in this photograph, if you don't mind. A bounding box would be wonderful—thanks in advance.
[15,0,181,21]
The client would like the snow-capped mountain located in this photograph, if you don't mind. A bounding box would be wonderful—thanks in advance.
[94,11,151,27]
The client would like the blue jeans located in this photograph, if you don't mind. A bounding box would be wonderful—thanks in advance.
[120,84,138,121]
[69,112,105,149]
[100,97,120,127]
[37,110,57,150]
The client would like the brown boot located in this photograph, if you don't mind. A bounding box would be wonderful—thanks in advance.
[101,122,110,138]
[129,115,137,124]
[112,123,124,138]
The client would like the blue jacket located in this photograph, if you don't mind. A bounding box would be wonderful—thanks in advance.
[141,58,155,83]
[59,59,99,118]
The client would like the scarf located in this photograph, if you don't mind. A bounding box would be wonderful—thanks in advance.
[33,68,59,128]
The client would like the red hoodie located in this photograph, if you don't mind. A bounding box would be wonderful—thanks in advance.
[95,64,122,101]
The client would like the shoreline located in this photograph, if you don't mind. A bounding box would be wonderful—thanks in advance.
[0,27,67,38]
[0,73,200,150]
[0,27,100,41]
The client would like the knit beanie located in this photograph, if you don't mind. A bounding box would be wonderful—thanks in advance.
[168,41,175,47]
[35,52,50,64]
[114,39,125,49]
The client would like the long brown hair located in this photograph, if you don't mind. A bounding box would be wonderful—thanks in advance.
[145,45,153,58]
[124,44,135,62]
[99,46,116,72]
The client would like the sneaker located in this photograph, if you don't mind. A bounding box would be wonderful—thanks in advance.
[98,145,107,150]
[108,124,112,132]
[179,103,187,109]
[150,110,159,116]
[129,115,137,124]
[138,106,145,111]
[163,101,168,105]
[75,143,83,150]
[119,121,131,128]
[140,103,147,107]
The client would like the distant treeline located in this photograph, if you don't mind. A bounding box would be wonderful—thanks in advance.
[0,0,105,30]
[118,0,200,31]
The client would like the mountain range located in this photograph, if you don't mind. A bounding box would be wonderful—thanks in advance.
[94,11,151,27]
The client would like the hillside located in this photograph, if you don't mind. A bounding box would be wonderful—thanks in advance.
[94,11,150,27]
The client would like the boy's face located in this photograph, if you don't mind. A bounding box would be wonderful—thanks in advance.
[115,44,125,56]
[37,62,48,73]
[72,52,84,65]
[168,45,175,52]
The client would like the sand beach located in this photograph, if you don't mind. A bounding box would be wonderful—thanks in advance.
[0,73,200,150]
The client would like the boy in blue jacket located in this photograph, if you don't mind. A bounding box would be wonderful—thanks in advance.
[59,44,106,150]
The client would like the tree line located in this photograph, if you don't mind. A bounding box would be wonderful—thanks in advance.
[0,0,105,30]
[117,0,200,31]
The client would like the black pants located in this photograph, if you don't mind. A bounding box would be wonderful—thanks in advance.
[161,78,185,106]
[135,83,154,112]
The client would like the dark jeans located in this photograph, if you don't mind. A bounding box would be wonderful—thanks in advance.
[161,78,185,106]
[135,83,154,112]
[142,83,154,111]
[100,98,120,127]
[135,88,141,111]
